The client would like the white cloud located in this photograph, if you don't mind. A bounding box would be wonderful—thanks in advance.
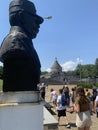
[46,68,51,72]
[61,61,77,72]
[61,58,83,72]
[76,57,83,64]
[46,58,83,72]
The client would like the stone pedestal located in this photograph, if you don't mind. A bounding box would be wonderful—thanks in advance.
[0,91,43,130]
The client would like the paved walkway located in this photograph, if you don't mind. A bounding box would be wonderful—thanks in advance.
[52,108,98,130]
[45,85,98,130]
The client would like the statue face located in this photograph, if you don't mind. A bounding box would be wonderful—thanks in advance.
[23,11,43,39]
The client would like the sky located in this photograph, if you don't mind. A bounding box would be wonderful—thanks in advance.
[0,0,98,72]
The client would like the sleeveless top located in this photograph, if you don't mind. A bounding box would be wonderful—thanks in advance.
[75,96,90,112]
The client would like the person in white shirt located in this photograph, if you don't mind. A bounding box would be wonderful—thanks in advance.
[57,89,70,128]
[50,88,57,110]
[95,89,98,117]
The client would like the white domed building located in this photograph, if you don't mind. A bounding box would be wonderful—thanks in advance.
[41,58,66,85]
[51,58,62,74]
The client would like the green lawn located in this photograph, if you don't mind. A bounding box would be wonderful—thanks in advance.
[0,79,3,91]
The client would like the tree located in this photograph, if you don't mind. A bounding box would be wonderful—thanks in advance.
[41,71,48,75]
[95,58,98,76]
[75,64,95,78]
[0,66,3,79]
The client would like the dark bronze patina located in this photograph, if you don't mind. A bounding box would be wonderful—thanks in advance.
[0,0,44,92]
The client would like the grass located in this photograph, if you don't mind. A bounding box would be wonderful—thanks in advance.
[0,79,3,91]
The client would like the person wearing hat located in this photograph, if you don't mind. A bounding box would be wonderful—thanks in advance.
[0,0,44,91]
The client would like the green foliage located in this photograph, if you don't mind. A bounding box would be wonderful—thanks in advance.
[66,64,95,78]
[0,66,3,79]
[77,83,92,89]
[96,83,98,88]
[0,79,3,91]
[66,70,76,76]
[95,58,98,76]
[77,83,98,89]
[73,58,98,78]
[75,64,96,78]
[41,71,48,75]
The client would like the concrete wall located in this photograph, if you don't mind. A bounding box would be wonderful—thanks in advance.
[0,91,58,130]
[0,91,43,130]
[0,103,43,130]
[44,107,58,130]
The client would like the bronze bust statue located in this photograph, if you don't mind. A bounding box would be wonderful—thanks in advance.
[0,0,44,92]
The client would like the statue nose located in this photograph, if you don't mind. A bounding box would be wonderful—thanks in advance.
[36,15,44,24]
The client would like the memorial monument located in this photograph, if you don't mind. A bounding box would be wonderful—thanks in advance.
[0,0,43,92]
[0,1,44,130]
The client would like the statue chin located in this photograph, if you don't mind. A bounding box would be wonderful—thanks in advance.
[24,25,39,39]
[31,30,37,38]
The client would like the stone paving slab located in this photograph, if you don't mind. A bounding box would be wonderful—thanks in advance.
[53,110,98,130]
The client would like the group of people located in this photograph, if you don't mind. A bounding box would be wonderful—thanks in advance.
[49,85,98,130]
[50,86,73,128]
[85,84,98,117]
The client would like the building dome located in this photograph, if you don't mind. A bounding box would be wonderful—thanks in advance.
[51,58,62,73]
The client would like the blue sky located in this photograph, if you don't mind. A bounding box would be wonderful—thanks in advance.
[0,0,98,72]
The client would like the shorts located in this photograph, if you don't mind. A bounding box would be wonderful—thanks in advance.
[76,110,92,128]
[93,95,96,101]
[57,109,66,117]
[71,97,75,103]
[52,97,57,102]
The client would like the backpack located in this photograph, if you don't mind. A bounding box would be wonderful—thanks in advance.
[61,94,67,106]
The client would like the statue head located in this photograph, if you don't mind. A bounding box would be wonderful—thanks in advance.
[9,0,44,39]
